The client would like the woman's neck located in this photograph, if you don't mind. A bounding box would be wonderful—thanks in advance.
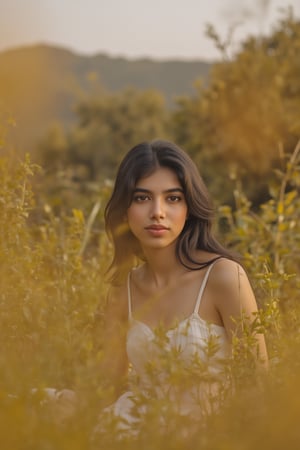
[141,245,187,288]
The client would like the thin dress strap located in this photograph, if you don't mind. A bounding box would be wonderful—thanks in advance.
[127,271,133,320]
[193,262,217,314]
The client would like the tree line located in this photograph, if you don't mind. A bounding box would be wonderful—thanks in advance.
[38,10,300,212]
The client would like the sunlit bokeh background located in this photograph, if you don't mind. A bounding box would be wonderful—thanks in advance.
[0,1,300,449]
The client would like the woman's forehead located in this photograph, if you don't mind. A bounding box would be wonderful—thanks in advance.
[135,167,181,189]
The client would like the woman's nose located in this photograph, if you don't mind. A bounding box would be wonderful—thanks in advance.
[150,198,165,219]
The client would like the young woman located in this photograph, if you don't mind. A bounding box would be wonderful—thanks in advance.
[102,139,267,431]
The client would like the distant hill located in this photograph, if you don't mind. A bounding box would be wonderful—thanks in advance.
[0,44,212,153]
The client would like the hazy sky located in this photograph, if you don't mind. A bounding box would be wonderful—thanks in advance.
[0,0,299,60]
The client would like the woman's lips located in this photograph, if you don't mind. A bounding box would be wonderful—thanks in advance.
[145,225,169,236]
[145,225,168,230]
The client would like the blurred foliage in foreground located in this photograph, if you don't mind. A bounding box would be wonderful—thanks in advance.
[1,8,300,449]
[1,122,300,448]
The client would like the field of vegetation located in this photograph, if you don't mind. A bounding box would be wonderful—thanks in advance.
[1,129,300,450]
[1,10,300,450]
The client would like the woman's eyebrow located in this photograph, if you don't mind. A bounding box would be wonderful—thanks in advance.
[133,187,184,193]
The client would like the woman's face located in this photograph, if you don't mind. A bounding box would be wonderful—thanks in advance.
[126,167,188,251]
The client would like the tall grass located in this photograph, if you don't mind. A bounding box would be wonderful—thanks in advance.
[0,138,300,449]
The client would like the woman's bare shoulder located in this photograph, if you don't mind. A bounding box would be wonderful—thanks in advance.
[108,283,127,300]
[194,250,242,274]
[106,282,128,320]
[210,258,246,286]
[208,258,258,314]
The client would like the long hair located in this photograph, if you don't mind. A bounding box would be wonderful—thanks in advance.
[105,140,237,284]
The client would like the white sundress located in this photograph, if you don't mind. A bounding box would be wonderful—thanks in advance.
[108,261,230,431]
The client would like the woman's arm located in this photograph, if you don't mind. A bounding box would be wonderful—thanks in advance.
[212,259,268,367]
[97,286,129,400]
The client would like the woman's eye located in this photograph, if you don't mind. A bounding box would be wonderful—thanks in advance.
[168,195,181,202]
[133,195,150,202]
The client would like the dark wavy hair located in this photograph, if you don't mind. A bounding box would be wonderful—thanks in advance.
[105,140,237,284]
